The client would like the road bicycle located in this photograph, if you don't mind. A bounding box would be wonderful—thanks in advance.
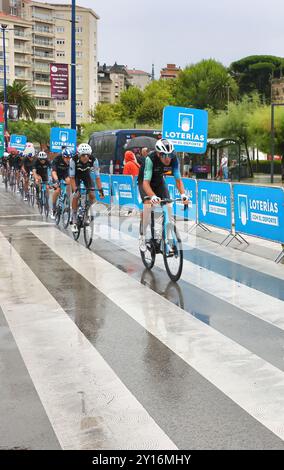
[54,180,71,229]
[139,198,184,282]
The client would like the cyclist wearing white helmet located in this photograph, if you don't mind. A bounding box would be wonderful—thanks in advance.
[33,151,51,200]
[51,147,72,219]
[138,138,188,250]
[21,147,36,201]
[69,143,104,232]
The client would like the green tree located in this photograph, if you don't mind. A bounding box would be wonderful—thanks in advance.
[0,81,36,120]
[210,94,262,156]
[119,86,144,119]
[89,102,123,124]
[173,59,238,110]
[135,79,175,124]
[229,55,284,101]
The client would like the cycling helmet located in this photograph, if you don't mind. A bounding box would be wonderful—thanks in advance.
[77,143,92,156]
[7,147,18,155]
[23,147,35,158]
[155,138,174,155]
[62,148,72,158]
[38,151,47,160]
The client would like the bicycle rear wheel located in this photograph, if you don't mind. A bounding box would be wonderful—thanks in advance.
[163,223,183,282]
[139,220,156,270]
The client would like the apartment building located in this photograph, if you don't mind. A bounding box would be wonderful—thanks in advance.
[127,68,151,90]
[98,62,131,104]
[0,0,99,125]
[160,63,181,80]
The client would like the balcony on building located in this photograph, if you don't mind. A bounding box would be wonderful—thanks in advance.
[14,29,31,41]
[33,36,54,49]
[33,25,54,37]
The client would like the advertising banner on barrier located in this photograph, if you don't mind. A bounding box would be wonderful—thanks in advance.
[96,174,111,205]
[133,177,143,210]
[234,184,284,243]
[111,175,134,207]
[165,177,197,221]
[198,181,232,230]
[0,123,4,158]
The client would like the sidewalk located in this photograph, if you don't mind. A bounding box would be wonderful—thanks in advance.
[239,173,283,187]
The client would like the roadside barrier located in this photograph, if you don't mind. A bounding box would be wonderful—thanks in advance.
[92,174,284,263]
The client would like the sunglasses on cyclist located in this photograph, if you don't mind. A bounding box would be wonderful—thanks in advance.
[160,153,173,159]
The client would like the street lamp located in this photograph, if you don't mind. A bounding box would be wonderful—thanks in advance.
[270,102,284,184]
[71,0,76,130]
[1,24,8,134]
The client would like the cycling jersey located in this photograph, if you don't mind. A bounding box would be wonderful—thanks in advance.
[22,157,35,174]
[138,151,181,203]
[138,151,181,186]
[70,155,100,190]
[12,156,24,171]
[33,159,51,182]
[52,155,70,180]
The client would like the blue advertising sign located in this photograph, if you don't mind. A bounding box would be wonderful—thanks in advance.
[111,175,134,207]
[93,174,111,205]
[165,177,197,221]
[10,134,27,151]
[50,127,77,153]
[234,184,284,243]
[198,181,232,230]
[162,106,208,154]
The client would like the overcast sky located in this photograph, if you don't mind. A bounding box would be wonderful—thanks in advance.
[45,0,284,75]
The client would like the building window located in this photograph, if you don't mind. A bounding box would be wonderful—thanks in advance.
[57,112,66,118]
[76,51,83,58]
[76,15,82,21]
[75,27,83,33]
[37,99,50,107]
[56,39,65,45]
[56,27,65,33]
[57,101,65,106]
[56,51,65,57]
[75,40,83,47]
[77,112,83,118]
[76,101,83,107]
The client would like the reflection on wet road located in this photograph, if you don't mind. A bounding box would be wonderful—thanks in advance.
[1,186,284,450]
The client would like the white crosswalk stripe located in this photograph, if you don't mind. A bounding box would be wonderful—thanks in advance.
[0,232,177,450]
[83,219,284,331]
[29,226,284,443]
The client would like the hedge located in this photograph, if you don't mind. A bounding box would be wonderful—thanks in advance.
[251,160,282,174]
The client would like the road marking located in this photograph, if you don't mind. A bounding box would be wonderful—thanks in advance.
[0,232,177,450]
[31,226,284,442]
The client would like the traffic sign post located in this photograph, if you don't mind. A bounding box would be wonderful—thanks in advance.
[0,123,4,157]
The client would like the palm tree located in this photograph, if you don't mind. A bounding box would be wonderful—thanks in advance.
[0,81,36,120]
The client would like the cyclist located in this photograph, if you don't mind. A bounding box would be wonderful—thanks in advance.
[33,151,51,201]
[69,143,104,233]
[1,151,10,182]
[11,150,24,191]
[51,147,72,219]
[138,138,188,250]
[21,147,36,200]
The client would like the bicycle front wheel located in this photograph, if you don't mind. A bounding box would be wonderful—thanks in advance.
[139,220,156,270]
[83,206,94,248]
[44,192,49,219]
[163,223,183,282]
[62,195,70,229]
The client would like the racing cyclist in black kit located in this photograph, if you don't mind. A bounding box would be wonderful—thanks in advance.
[138,138,189,251]
[33,151,51,202]
[69,143,104,233]
[51,147,72,219]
